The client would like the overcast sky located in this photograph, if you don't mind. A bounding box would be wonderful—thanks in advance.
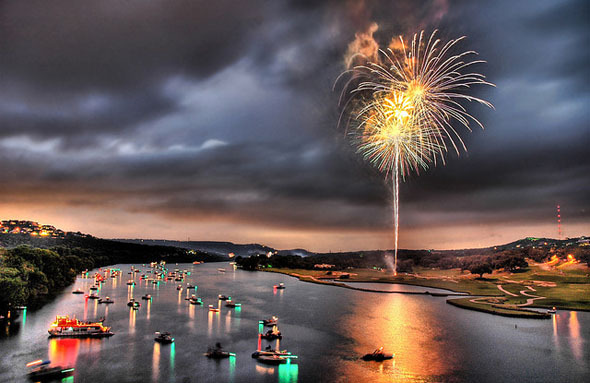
[0,0,588,251]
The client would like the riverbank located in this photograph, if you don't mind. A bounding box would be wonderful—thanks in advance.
[262,264,590,318]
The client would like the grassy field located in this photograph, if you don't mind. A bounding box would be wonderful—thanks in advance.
[265,262,590,318]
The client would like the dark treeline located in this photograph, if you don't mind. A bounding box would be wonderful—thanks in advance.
[0,235,226,315]
[236,245,590,274]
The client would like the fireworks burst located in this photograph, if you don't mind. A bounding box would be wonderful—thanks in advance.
[338,30,494,274]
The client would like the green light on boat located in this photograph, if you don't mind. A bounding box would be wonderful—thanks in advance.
[61,368,75,373]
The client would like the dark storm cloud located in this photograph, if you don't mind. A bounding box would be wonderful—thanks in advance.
[0,0,588,245]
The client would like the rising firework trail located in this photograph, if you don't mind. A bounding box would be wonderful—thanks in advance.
[338,30,494,274]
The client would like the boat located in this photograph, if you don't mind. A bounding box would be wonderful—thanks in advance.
[217,268,226,273]
[89,286,98,291]
[152,280,159,284]
[48,316,113,338]
[193,261,203,264]
[176,285,183,291]
[208,305,220,312]
[126,280,135,286]
[154,331,174,344]
[256,354,293,365]
[274,282,286,289]
[225,300,241,308]
[205,343,234,359]
[361,347,394,361]
[261,316,278,326]
[217,295,230,301]
[548,307,557,314]
[27,360,74,381]
[127,299,141,308]
[261,328,282,340]
[72,288,84,294]
[88,293,100,299]
[98,297,114,304]
[252,347,292,358]
[189,297,203,305]
[186,284,195,289]
[141,294,152,300]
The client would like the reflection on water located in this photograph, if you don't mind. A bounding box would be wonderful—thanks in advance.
[129,308,136,334]
[339,293,458,382]
[48,338,80,367]
[278,360,299,383]
[229,355,236,383]
[146,299,151,321]
[170,342,176,383]
[152,342,160,383]
[569,311,582,361]
[83,296,88,321]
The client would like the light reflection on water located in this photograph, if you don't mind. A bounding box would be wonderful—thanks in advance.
[337,293,457,382]
[152,341,160,383]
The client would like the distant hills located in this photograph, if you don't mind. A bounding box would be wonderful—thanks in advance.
[1,220,588,261]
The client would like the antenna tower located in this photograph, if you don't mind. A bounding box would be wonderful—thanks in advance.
[556,205,562,240]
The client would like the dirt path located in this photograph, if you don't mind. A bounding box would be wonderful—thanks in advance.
[517,289,546,306]
[497,285,519,296]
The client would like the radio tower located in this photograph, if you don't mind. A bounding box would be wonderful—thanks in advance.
[556,205,562,240]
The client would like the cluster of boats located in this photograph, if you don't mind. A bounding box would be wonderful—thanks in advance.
[252,316,296,364]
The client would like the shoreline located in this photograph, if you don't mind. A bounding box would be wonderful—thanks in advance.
[262,268,585,319]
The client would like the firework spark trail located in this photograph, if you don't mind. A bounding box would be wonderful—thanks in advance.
[339,30,494,274]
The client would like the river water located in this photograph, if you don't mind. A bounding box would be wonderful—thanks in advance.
[1,262,588,383]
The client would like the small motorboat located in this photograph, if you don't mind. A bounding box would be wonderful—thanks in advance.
[261,316,278,326]
[361,347,394,361]
[208,305,220,312]
[27,360,74,381]
[189,297,203,305]
[154,331,174,344]
[252,347,292,358]
[72,288,84,294]
[274,283,286,289]
[205,343,234,359]
[261,328,282,340]
[126,280,135,286]
[225,300,241,308]
[89,286,98,291]
[256,354,293,365]
[217,295,230,301]
[217,268,226,273]
[141,294,152,300]
[548,307,557,314]
[88,293,100,300]
[186,284,195,289]
[98,297,114,304]
[127,299,141,308]
[176,285,183,291]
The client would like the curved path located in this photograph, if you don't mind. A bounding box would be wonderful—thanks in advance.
[497,284,519,296]
[517,289,546,306]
